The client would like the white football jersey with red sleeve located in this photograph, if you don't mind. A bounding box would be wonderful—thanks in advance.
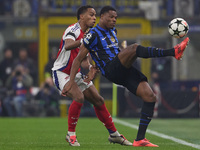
[52,22,84,75]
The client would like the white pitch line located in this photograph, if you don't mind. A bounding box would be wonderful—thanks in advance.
[113,118,200,149]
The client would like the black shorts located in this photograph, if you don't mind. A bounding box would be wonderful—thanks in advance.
[104,56,147,94]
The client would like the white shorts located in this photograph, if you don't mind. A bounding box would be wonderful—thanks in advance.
[52,70,93,92]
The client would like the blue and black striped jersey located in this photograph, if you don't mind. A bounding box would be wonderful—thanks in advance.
[83,24,120,75]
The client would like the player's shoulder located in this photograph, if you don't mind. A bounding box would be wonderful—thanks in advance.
[86,27,98,37]
[66,22,81,33]
[84,27,98,45]
[85,28,98,40]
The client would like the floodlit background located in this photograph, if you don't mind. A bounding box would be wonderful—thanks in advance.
[0,0,199,118]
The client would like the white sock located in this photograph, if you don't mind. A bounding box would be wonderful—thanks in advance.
[110,131,120,136]
[68,131,76,136]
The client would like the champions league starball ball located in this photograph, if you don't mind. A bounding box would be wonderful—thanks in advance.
[168,18,189,38]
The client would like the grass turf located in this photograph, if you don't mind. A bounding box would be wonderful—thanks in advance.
[0,117,200,150]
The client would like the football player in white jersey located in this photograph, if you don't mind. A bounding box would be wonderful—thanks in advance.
[52,5,132,146]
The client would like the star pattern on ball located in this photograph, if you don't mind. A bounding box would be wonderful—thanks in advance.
[183,26,189,32]
[175,19,182,25]
[174,28,181,36]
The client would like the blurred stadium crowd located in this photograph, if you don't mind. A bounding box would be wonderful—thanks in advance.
[0,0,200,117]
[0,47,60,117]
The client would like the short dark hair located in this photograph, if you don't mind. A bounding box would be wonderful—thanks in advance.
[100,6,116,16]
[77,5,94,20]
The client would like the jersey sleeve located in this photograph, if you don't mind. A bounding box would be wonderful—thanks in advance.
[63,27,79,41]
[64,31,76,41]
[83,31,97,51]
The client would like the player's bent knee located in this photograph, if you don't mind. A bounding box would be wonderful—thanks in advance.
[94,96,104,107]
[74,94,84,103]
[141,91,156,103]
[150,93,157,102]
[145,92,156,103]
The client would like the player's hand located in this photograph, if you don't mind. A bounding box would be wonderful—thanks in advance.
[83,65,100,83]
[61,80,74,96]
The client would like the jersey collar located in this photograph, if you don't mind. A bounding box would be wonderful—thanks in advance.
[96,24,109,32]
[97,24,116,32]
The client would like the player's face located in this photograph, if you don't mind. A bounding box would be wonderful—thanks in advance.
[103,10,117,29]
[83,8,96,28]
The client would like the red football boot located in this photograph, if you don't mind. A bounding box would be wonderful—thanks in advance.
[66,134,80,146]
[133,138,159,147]
[174,37,189,60]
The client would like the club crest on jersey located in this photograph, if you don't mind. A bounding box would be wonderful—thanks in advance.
[111,36,115,43]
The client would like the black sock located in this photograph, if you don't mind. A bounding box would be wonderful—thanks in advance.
[136,45,175,58]
[136,102,155,141]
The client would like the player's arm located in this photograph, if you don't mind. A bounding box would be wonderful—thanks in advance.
[64,28,82,50]
[80,53,94,71]
[70,44,89,81]
[64,38,82,51]
[81,54,100,83]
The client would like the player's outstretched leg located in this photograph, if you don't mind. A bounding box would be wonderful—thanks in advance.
[94,104,132,146]
[174,37,189,60]
[84,86,132,146]
[136,37,189,59]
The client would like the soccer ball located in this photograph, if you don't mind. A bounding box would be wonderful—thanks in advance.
[168,18,189,38]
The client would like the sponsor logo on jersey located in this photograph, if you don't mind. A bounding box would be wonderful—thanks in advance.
[106,43,118,48]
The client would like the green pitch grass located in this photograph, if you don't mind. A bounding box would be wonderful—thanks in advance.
[0,117,200,150]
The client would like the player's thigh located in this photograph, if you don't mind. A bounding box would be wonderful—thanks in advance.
[83,85,104,106]
[64,82,84,102]
[136,81,156,102]
[124,66,147,94]
[52,70,68,91]
[118,43,138,68]
[52,71,84,102]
